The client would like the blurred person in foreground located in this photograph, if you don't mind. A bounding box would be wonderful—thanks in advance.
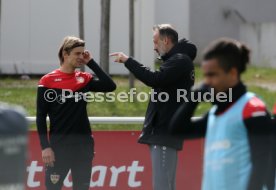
[110,24,197,190]
[36,36,116,190]
[170,38,275,190]
[271,104,276,189]
[0,103,28,190]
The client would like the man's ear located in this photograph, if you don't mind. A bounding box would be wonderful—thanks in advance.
[63,51,68,59]
[164,36,169,44]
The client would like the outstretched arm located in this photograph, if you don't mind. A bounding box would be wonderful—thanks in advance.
[110,52,193,88]
[170,100,208,139]
[169,84,211,138]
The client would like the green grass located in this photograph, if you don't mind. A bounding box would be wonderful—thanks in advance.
[0,80,37,115]
[194,65,276,83]
[241,66,276,83]
[86,83,150,117]
[0,77,150,117]
[193,65,276,113]
[1,65,276,130]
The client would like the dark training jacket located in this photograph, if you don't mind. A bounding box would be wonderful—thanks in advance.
[36,60,116,149]
[124,39,197,150]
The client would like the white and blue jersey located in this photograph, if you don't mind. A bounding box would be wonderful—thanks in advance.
[202,92,255,190]
[170,83,274,190]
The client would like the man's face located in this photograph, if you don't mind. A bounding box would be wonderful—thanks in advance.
[201,58,236,93]
[64,46,85,68]
[153,31,167,56]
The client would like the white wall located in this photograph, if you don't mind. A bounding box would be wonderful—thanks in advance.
[155,0,190,40]
[109,0,156,74]
[0,0,155,75]
[240,22,276,68]
[2,0,275,73]
[189,0,276,64]
[0,0,78,74]
[134,0,155,70]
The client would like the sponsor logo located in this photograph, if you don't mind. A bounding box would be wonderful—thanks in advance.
[50,173,60,184]
[54,78,62,82]
[27,160,144,188]
[76,76,85,83]
[207,140,231,152]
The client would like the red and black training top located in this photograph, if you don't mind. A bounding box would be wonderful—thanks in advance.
[36,59,116,149]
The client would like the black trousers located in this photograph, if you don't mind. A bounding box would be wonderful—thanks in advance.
[45,142,94,190]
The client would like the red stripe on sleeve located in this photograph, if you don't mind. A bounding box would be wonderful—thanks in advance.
[273,104,276,115]
[243,97,266,120]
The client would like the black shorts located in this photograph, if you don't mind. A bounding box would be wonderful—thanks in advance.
[45,142,94,190]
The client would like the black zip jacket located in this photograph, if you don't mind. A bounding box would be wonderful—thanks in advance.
[124,39,197,150]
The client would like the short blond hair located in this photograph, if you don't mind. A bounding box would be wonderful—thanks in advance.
[58,36,85,63]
